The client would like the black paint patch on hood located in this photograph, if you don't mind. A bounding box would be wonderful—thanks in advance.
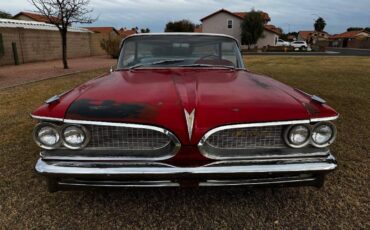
[67,99,146,119]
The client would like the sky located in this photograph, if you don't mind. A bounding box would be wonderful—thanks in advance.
[2,0,370,34]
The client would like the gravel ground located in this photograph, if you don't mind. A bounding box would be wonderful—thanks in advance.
[0,57,369,229]
[0,56,116,89]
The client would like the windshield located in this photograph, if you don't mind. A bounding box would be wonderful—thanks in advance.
[117,35,244,69]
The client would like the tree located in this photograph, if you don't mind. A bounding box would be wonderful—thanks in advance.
[140,28,150,33]
[280,31,298,41]
[0,10,12,19]
[240,10,265,48]
[165,20,195,32]
[314,17,326,32]
[100,35,120,59]
[29,0,95,69]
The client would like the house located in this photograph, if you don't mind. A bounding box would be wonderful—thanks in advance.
[194,25,202,33]
[84,27,119,37]
[12,11,61,24]
[298,31,330,44]
[200,9,281,48]
[329,30,370,48]
[118,28,138,38]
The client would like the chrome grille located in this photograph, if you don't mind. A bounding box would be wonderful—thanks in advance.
[205,126,285,149]
[86,125,171,150]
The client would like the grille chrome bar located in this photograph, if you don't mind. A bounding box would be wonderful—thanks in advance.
[86,125,171,150]
[205,126,285,149]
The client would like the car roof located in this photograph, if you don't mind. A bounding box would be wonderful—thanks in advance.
[120,33,241,48]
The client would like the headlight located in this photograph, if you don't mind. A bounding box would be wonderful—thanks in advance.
[61,125,90,149]
[311,122,336,147]
[284,125,310,148]
[33,123,61,149]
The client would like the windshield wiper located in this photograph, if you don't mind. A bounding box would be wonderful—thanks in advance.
[127,59,185,70]
[150,59,185,65]
[179,64,236,70]
[128,63,144,70]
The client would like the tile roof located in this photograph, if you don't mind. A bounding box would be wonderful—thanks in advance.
[200,9,271,22]
[13,11,61,24]
[298,30,329,40]
[83,27,118,34]
[330,30,370,39]
[118,28,137,37]
[264,25,282,35]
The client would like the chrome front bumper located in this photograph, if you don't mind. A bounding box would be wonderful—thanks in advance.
[35,154,337,191]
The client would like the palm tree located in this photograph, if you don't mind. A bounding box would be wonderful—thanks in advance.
[314,17,326,32]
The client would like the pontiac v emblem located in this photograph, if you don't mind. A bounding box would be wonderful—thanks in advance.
[184,109,195,140]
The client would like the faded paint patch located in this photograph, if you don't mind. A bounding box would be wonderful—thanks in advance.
[67,99,147,119]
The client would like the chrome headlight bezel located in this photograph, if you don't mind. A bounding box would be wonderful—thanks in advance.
[61,124,90,150]
[283,124,311,148]
[311,122,337,148]
[33,123,62,150]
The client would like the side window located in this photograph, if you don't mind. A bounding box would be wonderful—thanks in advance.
[227,19,233,29]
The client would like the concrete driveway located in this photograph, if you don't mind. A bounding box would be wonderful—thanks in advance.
[0,56,116,89]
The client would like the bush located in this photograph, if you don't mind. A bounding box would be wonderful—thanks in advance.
[100,36,121,58]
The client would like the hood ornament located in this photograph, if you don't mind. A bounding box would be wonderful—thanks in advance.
[184,109,195,140]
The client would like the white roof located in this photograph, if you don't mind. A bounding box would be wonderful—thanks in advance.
[0,18,91,33]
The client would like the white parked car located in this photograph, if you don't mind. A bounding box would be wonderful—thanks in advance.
[276,39,290,46]
[290,41,309,50]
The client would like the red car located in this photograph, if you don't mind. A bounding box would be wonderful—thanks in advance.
[31,33,338,192]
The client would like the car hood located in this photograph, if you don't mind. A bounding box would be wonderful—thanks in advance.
[32,69,338,144]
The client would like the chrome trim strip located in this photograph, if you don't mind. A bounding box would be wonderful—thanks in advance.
[199,120,310,143]
[64,119,166,133]
[30,114,64,122]
[58,181,180,188]
[35,156,337,175]
[199,178,316,186]
[310,115,339,122]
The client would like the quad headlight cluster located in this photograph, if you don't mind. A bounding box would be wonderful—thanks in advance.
[284,122,336,148]
[33,123,90,150]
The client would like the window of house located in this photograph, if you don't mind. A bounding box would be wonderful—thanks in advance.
[227,20,233,29]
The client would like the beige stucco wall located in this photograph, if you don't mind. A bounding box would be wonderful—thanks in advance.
[90,33,110,56]
[202,12,242,45]
[0,27,109,66]
[253,30,278,48]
